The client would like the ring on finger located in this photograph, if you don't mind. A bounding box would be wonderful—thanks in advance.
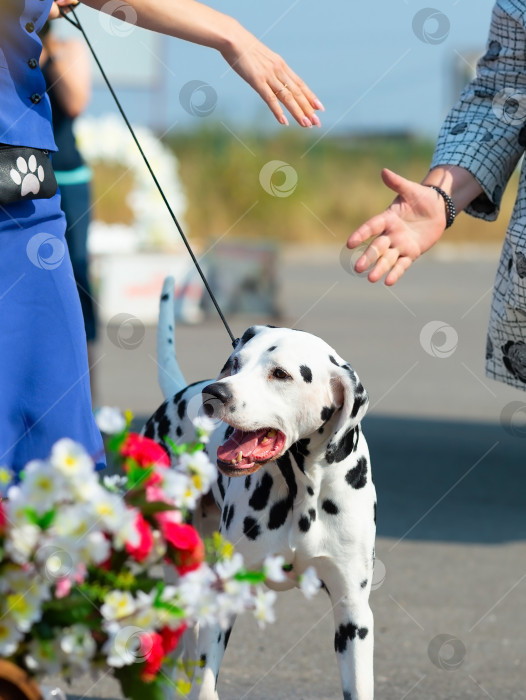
[274,83,289,96]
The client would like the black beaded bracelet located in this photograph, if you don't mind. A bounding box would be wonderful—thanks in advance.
[425,184,456,229]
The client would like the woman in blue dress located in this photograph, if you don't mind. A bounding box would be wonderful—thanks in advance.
[0,0,323,475]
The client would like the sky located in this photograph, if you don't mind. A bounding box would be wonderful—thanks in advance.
[60,0,496,136]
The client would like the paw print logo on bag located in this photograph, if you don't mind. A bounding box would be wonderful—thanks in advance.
[10,154,45,197]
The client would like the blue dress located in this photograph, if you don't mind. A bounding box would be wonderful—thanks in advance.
[0,0,104,473]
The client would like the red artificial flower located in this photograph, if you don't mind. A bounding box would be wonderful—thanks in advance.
[125,512,154,563]
[160,623,187,655]
[140,632,164,682]
[160,521,204,574]
[120,433,170,469]
[0,501,6,535]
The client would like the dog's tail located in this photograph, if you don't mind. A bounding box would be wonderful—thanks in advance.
[157,276,187,399]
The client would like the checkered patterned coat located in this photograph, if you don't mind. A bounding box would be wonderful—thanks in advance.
[431,0,526,388]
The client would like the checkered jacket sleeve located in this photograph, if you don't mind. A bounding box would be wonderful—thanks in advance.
[430,0,526,221]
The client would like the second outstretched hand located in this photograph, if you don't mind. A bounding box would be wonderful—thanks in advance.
[346,166,482,286]
[78,0,323,128]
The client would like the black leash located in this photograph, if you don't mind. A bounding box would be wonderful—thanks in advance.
[60,6,238,347]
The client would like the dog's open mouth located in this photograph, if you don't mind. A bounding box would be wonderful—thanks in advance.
[216,427,286,477]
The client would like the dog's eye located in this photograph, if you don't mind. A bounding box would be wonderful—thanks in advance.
[272,367,291,380]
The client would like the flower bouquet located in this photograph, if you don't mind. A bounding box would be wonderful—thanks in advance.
[0,409,319,700]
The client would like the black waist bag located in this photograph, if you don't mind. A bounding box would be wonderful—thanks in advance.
[0,144,58,205]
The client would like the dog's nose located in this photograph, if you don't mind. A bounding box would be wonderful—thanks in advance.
[202,382,233,418]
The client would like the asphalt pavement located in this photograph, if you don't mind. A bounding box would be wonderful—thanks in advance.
[67,244,525,700]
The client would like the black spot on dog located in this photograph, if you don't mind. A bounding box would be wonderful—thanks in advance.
[374,501,377,525]
[176,426,183,438]
[167,337,173,344]
[161,293,169,301]
[360,579,368,589]
[217,632,222,644]
[307,486,314,496]
[298,515,311,532]
[224,425,235,440]
[243,516,260,540]
[245,474,252,490]
[267,345,277,352]
[290,438,310,472]
[177,399,187,421]
[229,405,236,413]
[217,473,226,501]
[143,420,156,440]
[322,499,339,515]
[200,653,207,668]
[224,627,232,649]
[343,692,353,700]
[240,326,258,345]
[346,456,368,489]
[334,622,368,653]
[329,354,340,367]
[308,508,316,521]
[224,504,235,529]
[249,472,274,511]
[321,406,335,422]
[299,365,313,383]
[268,498,293,530]
[350,385,367,419]
[325,427,358,464]
[266,324,278,329]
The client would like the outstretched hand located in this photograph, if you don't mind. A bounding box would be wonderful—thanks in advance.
[346,168,447,285]
[220,29,323,128]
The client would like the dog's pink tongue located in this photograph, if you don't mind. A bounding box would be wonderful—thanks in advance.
[217,428,265,463]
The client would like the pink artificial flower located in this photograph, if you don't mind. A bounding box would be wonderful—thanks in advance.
[140,632,165,682]
[125,512,154,563]
[160,521,204,575]
[120,434,170,469]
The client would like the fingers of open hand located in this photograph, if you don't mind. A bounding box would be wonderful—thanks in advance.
[269,65,322,127]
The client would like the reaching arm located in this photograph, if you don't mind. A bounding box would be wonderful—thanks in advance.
[346,165,483,286]
[68,0,323,128]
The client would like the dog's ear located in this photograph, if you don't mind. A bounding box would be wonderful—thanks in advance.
[325,358,369,464]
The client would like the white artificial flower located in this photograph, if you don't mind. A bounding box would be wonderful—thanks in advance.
[52,503,94,540]
[299,566,321,599]
[0,615,24,656]
[24,637,62,675]
[91,491,128,533]
[102,623,143,668]
[253,589,277,629]
[263,554,287,583]
[80,531,111,566]
[192,415,217,443]
[18,461,67,514]
[161,471,199,510]
[94,406,126,435]
[60,624,97,673]
[111,506,141,550]
[5,523,40,564]
[178,450,217,493]
[215,552,244,580]
[49,439,94,482]
[103,474,127,492]
[101,591,137,622]
[5,590,44,632]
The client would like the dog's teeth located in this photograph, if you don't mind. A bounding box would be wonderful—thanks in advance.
[267,429,276,438]
[261,437,269,444]
[236,451,243,462]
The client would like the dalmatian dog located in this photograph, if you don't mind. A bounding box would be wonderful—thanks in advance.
[144,278,376,700]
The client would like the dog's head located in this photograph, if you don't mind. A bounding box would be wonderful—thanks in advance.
[202,326,368,477]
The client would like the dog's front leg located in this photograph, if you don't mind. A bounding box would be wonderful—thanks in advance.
[186,620,234,700]
[323,567,374,700]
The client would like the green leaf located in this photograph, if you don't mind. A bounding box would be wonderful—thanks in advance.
[234,570,266,585]
[114,663,167,700]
